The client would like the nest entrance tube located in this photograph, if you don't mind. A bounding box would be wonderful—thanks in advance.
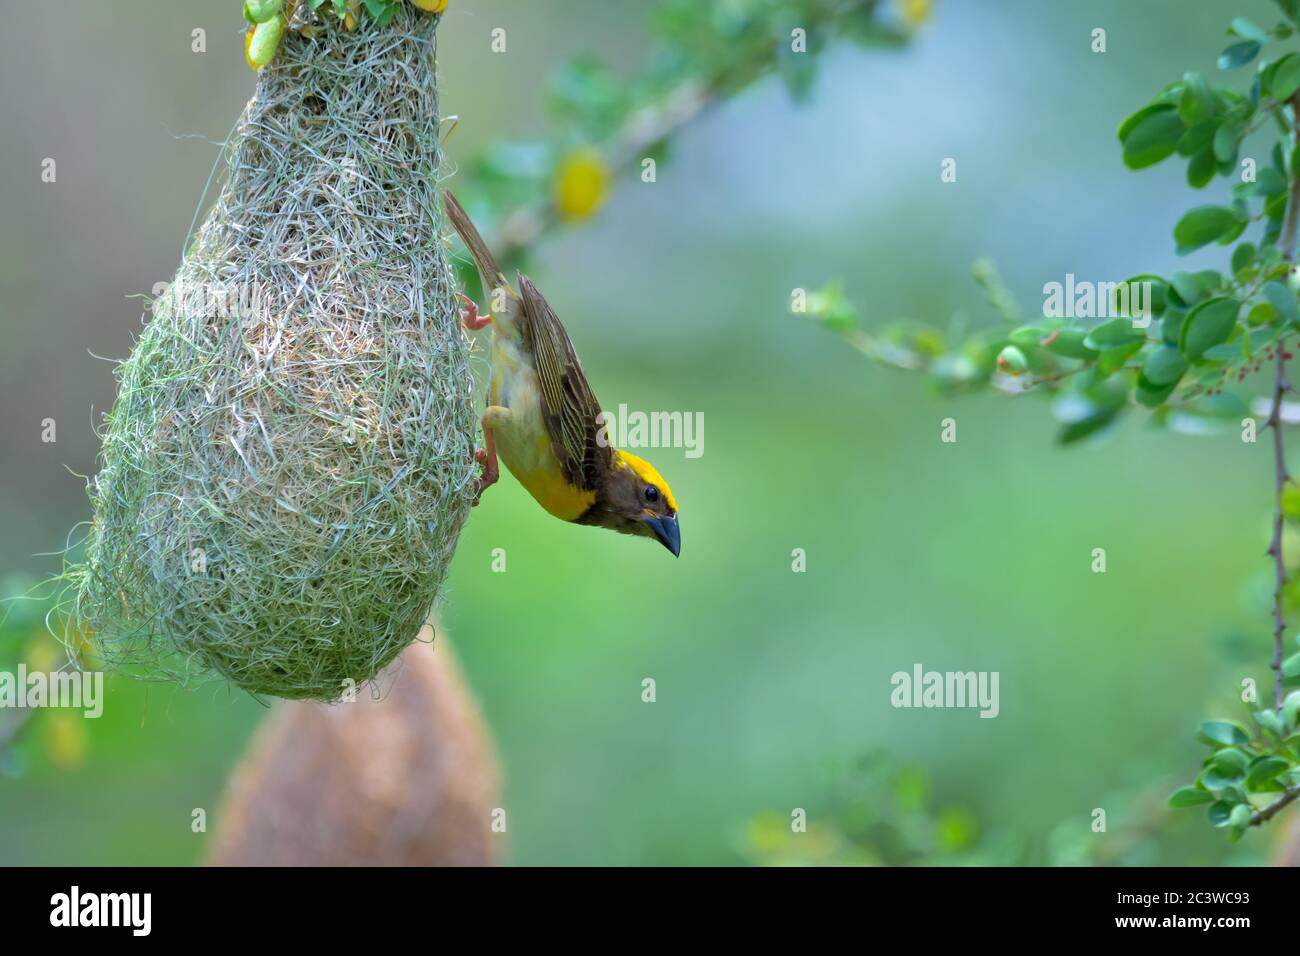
[69,8,477,700]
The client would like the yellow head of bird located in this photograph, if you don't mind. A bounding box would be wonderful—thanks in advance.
[598,449,680,557]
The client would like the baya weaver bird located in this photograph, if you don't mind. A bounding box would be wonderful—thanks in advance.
[443,191,681,557]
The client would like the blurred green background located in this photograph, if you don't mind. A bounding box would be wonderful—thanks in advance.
[1,0,1295,865]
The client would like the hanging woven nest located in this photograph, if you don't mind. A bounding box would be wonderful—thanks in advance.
[64,2,476,700]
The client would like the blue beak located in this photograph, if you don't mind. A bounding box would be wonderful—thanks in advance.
[643,514,681,557]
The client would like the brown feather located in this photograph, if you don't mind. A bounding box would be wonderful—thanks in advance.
[517,274,611,491]
[442,191,508,293]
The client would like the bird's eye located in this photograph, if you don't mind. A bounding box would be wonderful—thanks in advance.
[644,485,660,502]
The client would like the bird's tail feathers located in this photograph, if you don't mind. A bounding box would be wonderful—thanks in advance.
[443,191,507,294]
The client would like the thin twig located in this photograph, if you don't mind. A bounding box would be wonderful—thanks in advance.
[494,79,719,262]
[484,0,887,263]
[1250,785,1300,827]
[1266,93,1300,712]
[1266,337,1292,712]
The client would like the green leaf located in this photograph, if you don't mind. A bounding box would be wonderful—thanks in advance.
[777,28,819,102]
[1174,206,1247,253]
[1248,166,1289,196]
[1201,343,1241,362]
[547,57,629,141]
[1161,310,1187,345]
[1186,390,1251,418]
[245,0,283,22]
[1007,326,1046,349]
[1265,280,1299,324]
[1213,120,1243,162]
[1179,71,1217,122]
[1284,481,1300,518]
[1202,765,1242,789]
[1168,785,1214,808]
[1218,40,1262,70]
[1199,719,1252,748]
[1178,118,1221,157]
[1256,708,1286,736]
[1169,269,1223,306]
[1099,342,1143,378]
[1283,650,1300,677]
[1246,755,1290,788]
[1042,328,1098,360]
[1211,747,1251,773]
[1248,302,1279,325]
[1057,405,1122,446]
[1267,192,1290,224]
[1112,275,1167,318]
[1119,102,1169,140]
[1181,297,1240,360]
[1232,242,1258,274]
[1083,318,1146,352]
[1187,148,1216,188]
[1208,799,1234,826]
[1120,105,1184,170]
[805,281,858,332]
[1142,345,1189,385]
[1273,53,1300,100]
[1280,691,1300,732]
[1136,371,1179,407]
[1231,16,1272,43]
[1228,803,1253,832]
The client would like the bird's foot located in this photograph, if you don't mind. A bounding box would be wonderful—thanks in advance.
[457,292,493,331]
[471,447,499,507]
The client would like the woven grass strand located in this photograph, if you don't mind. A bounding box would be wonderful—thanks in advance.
[65,7,476,700]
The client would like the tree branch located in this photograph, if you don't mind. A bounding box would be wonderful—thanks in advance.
[1266,92,1300,712]
[494,78,718,262]
[1249,785,1300,826]
[1262,92,1300,715]
[477,0,900,264]
[1266,332,1292,712]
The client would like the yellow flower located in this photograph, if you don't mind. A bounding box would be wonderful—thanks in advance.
[44,713,88,770]
[411,0,449,13]
[897,0,933,28]
[745,811,793,854]
[553,149,611,222]
[22,635,60,673]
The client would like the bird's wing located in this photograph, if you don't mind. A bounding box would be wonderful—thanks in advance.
[517,274,611,491]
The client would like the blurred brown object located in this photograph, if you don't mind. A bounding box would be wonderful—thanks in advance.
[206,623,502,866]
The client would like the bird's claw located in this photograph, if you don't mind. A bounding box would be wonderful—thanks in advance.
[457,292,493,331]
[471,447,498,506]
